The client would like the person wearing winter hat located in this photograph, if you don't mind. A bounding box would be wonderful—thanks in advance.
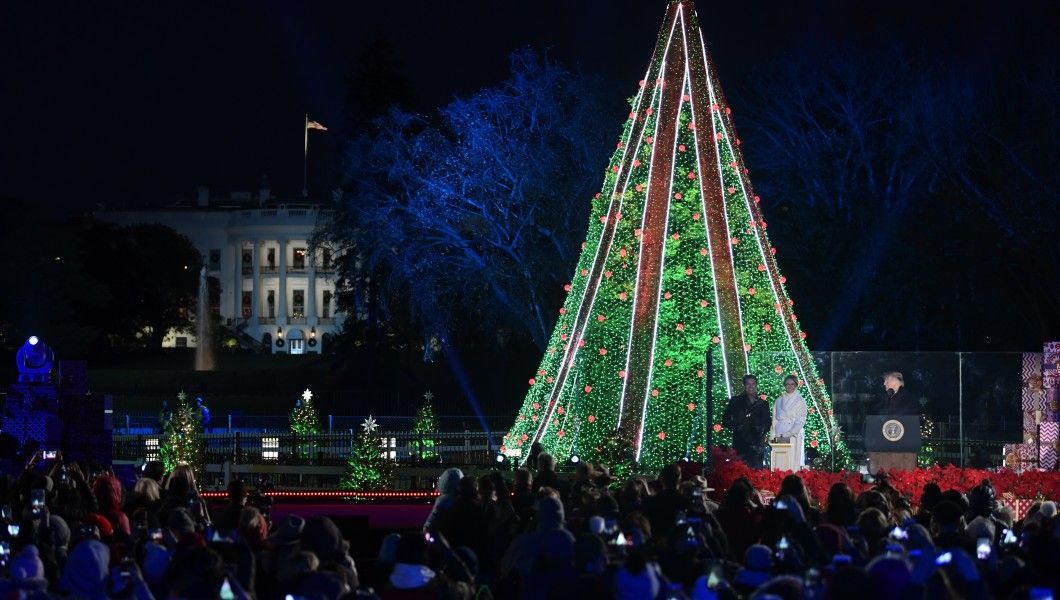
[500,495,575,582]
[423,467,464,531]
[733,544,774,594]
[59,539,110,600]
[9,544,48,594]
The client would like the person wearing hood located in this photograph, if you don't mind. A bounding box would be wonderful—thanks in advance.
[380,533,470,600]
[423,467,463,531]
[499,496,575,590]
[60,539,111,600]
[6,544,50,596]
[301,516,359,591]
[91,475,131,536]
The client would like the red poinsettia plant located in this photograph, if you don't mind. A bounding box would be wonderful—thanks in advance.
[703,447,1060,517]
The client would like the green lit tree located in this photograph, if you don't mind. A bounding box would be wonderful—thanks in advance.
[412,392,439,462]
[501,0,849,470]
[340,417,395,490]
[290,388,322,459]
[160,391,204,476]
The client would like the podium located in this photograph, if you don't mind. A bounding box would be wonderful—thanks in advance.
[865,415,920,472]
[770,437,796,471]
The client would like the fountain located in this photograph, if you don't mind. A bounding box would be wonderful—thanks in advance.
[195,266,215,371]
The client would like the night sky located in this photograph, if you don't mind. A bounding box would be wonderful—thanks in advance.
[1,0,1053,212]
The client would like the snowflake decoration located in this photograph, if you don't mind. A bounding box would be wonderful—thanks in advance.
[302,388,313,402]
[423,390,434,401]
[362,415,378,434]
[177,391,187,402]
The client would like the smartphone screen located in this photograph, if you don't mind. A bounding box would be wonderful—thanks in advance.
[219,577,235,600]
[7,524,19,537]
[30,489,45,508]
[976,537,991,560]
[42,450,57,460]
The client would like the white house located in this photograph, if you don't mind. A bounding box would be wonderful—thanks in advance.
[97,185,346,354]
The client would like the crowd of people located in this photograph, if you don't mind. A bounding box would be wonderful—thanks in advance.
[2,450,1059,599]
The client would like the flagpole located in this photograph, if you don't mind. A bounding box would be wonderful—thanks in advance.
[303,113,309,198]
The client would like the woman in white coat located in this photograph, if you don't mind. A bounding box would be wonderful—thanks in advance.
[773,375,808,469]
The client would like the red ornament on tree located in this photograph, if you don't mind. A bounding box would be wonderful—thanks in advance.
[584,385,592,393]
[713,423,722,432]
[658,431,666,440]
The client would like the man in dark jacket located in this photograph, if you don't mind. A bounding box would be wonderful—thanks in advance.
[873,371,918,415]
[643,464,690,539]
[723,375,771,467]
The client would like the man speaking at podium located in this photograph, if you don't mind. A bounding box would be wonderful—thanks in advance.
[874,372,916,416]
[866,371,920,471]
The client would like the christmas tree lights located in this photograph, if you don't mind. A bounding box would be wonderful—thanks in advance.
[503,0,848,469]
[412,392,439,462]
[290,388,322,459]
[340,416,395,490]
[160,391,205,476]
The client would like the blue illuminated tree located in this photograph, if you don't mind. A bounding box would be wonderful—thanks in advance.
[327,49,610,349]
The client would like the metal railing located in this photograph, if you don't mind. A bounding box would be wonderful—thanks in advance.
[113,430,496,467]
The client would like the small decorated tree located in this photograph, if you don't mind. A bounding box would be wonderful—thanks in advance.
[290,388,322,459]
[290,388,322,435]
[340,416,395,490]
[160,391,204,476]
[412,391,439,462]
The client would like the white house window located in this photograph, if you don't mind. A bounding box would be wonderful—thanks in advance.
[262,437,279,461]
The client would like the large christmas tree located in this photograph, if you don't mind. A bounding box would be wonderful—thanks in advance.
[502,0,847,469]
